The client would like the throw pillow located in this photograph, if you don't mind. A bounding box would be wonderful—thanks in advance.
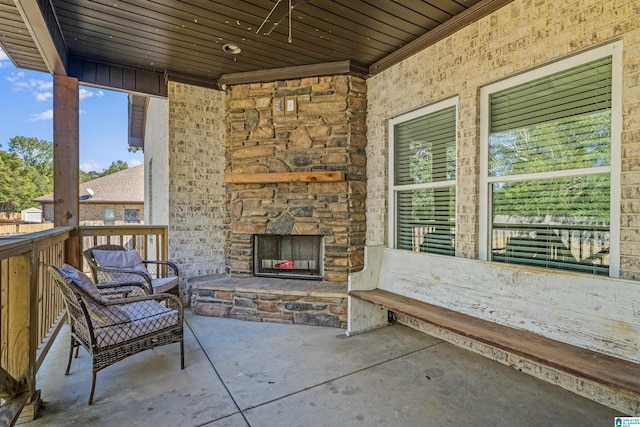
[61,263,102,300]
[59,264,130,325]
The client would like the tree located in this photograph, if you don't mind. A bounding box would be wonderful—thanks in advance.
[80,161,129,183]
[102,160,129,175]
[0,135,131,212]
[0,149,40,212]
[80,170,102,183]
[7,136,54,201]
[8,136,53,177]
[489,112,611,222]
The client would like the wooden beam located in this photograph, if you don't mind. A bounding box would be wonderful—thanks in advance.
[13,0,67,75]
[224,171,345,184]
[53,75,80,268]
[67,57,168,97]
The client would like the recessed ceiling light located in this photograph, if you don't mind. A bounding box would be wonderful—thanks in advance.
[223,44,241,54]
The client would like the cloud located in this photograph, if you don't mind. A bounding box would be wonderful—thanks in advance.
[79,88,105,100]
[80,160,103,172]
[128,159,143,167]
[28,109,53,122]
[35,91,53,102]
[7,72,53,102]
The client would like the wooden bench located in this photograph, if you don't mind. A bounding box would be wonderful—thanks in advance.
[347,246,640,414]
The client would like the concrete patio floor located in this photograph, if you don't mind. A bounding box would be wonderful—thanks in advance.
[28,311,622,427]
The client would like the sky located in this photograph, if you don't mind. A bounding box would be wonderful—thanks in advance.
[0,47,143,172]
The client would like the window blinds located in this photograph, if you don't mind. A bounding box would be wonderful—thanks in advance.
[488,56,612,275]
[394,106,456,185]
[393,106,456,253]
[489,57,612,133]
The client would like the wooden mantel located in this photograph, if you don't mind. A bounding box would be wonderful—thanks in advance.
[223,171,345,184]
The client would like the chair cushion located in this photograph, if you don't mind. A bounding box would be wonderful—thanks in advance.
[60,264,130,325]
[152,276,179,293]
[92,300,179,347]
[92,249,148,274]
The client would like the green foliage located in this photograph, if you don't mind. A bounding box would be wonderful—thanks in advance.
[1,136,130,212]
[80,170,101,183]
[0,150,40,212]
[0,137,54,212]
[8,136,54,176]
[80,161,129,183]
[102,160,129,175]
[489,112,611,223]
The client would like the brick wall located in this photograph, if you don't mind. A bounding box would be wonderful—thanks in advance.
[41,202,143,224]
[366,0,640,278]
[225,76,367,283]
[167,82,227,293]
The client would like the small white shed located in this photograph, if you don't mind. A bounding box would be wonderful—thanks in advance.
[21,207,42,223]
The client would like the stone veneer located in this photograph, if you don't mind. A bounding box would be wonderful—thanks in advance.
[224,76,367,283]
[190,276,348,328]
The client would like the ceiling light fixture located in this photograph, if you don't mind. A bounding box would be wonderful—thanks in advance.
[222,44,241,55]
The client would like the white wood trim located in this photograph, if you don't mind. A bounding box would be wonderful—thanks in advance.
[479,83,490,260]
[390,180,457,192]
[486,166,611,184]
[609,41,623,277]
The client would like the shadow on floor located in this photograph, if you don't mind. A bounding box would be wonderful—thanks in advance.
[28,311,621,427]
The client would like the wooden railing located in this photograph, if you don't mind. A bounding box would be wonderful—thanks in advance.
[0,227,72,425]
[0,225,169,425]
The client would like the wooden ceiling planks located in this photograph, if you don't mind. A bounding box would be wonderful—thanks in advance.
[3,0,502,92]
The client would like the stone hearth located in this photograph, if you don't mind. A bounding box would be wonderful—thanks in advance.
[190,275,348,328]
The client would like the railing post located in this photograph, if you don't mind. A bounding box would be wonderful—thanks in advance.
[5,253,32,392]
[1,251,41,423]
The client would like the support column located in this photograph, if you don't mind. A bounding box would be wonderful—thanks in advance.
[53,75,80,267]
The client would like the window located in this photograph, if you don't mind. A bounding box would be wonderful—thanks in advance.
[124,208,141,223]
[480,43,621,276]
[389,98,457,255]
[103,208,115,226]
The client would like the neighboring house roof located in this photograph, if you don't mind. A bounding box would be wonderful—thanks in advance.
[35,165,144,204]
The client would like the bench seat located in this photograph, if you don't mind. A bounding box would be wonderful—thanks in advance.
[347,246,640,413]
[350,288,640,398]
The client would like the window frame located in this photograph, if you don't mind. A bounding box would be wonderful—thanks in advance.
[102,207,116,226]
[124,208,141,223]
[388,97,458,251]
[479,42,622,277]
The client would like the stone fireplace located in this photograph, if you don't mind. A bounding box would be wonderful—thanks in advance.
[224,75,367,284]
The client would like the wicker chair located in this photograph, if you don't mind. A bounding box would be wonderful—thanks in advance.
[49,264,184,405]
[83,244,180,297]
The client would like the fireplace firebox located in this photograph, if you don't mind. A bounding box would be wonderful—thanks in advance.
[254,235,323,279]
